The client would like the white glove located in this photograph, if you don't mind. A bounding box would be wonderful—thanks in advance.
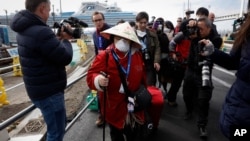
[127,97,135,113]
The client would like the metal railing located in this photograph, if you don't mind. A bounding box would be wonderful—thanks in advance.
[0,55,95,132]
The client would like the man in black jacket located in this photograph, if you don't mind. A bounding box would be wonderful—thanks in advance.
[182,17,222,138]
[10,0,73,141]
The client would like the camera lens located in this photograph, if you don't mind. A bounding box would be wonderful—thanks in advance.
[202,64,211,88]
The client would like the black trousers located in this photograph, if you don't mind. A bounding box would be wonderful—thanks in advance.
[109,124,138,141]
[145,61,157,86]
[109,122,149,141]
[109,124,125,141]
[167,66,186,102]
[182,69,213,127]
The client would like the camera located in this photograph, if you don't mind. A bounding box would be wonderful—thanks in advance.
[233,13,248,32]
[199,60,212,88]
[235,13,247,25]
[53,17,88,39]
[198,42,205,53]
[186,25,198,36]
[185,10,194,15]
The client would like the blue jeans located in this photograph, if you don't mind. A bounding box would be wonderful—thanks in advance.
[32,92,66,141]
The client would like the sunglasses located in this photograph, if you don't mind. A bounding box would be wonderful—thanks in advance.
[93,19,103,23]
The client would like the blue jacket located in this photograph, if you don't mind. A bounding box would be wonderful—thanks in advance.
[10,10,73,100]
[92,23,112,55]
[211,38,250,138]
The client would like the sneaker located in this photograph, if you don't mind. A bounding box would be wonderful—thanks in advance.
[95,116,104,127]
[167,101,178,107]
[199,126,208,138]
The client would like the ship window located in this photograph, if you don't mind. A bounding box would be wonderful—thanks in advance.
[87,5,94,10]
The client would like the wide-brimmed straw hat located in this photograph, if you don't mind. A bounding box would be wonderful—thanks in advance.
[100,22,141,48]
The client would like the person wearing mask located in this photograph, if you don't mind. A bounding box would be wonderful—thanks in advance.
[182,17,222,138]
[152,18,170,92]
[10,0,73,141]
[164,20,175,41]
[87,22,146,141]
[210,13,250,140]
[135,12,163,132]
[92,11,113,126]
[135,11,161,86]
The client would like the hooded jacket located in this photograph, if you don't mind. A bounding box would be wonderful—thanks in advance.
[10,10,73,100]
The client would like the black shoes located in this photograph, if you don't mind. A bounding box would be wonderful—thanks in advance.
[199,126,208,138]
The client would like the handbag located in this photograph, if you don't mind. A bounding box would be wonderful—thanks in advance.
[111,49,152,111]
[132,85,152,111]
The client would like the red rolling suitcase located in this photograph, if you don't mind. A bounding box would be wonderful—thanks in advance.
[147,86,164,129]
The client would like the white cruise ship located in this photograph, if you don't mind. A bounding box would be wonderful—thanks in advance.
[47,1,137,27]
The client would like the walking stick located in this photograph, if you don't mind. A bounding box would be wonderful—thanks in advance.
[100,71,108,141]
[103,86,106,141]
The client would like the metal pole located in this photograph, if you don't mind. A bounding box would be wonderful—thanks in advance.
[59,0,62,15]
[4,10,8,25]
[52,4,55,22]
[240,0,245,17]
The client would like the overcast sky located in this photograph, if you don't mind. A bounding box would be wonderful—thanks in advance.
[0,0,247,31]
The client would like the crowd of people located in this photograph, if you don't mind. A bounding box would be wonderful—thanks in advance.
[10,0,250,141]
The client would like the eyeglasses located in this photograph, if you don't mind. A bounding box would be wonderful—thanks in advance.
[177,21,182,23]
[93,19,103,23]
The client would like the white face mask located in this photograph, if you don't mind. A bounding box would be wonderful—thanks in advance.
[115,39,130,52]
[136,30,147,38]
[157,24,162,31]
[164,27,170,33]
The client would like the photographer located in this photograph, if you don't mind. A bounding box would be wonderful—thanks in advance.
[182,17,222,138]
[166,8,210,107]
[10,0,73,141]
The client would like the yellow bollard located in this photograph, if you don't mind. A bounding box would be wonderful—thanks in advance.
[77,39,88,61]
[12,56,22,76]
[0,77,10,107]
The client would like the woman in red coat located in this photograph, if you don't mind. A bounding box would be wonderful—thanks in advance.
[87,22,146,141]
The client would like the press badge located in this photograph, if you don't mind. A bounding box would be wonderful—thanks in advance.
[119,83,125,93]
